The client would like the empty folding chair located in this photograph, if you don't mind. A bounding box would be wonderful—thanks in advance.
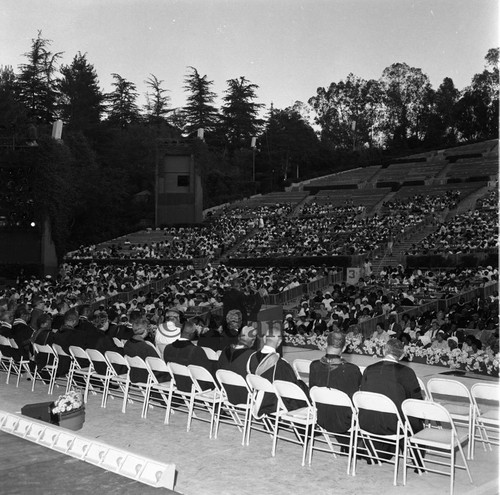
[352,391,405,486]
[215,369,252,445]
[471,382,499,456]
[402,398,473,495]
[144,356,172,421]
[292,359,311,385]
[51,344,72,392]
[188,364,225,439]
[85,349,113,407]
[8,338,32,387]
[426,378,474,459]
[309,386,357,474]
[68,346,94,403]
[124,355,152,418]
[104,351,131,413]
[273,379,315,466]
[245,373,278,446]
[31,343,58,394]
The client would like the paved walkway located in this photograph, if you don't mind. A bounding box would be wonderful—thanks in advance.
[0,348,498,495]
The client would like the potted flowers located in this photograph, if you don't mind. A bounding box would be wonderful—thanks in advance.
[51,390,85,430]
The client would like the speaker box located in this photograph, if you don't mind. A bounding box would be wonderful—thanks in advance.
[21,401,54,424]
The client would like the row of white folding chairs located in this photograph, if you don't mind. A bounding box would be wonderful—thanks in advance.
[0,335,34,386]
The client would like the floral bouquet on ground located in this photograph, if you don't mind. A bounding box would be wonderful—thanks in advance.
[52,389,84,415]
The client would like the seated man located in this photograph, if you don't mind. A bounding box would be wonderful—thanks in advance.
[217,325,256,404]
[309,331,362,447]
[247,326,307,415]
[163,320,214,391]
[359,338,423,459]
[123,317,165,383]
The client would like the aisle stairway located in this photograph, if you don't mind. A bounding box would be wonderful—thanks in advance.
[371,223,438,276]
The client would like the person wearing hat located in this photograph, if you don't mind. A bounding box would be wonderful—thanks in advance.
[309,331,362,447]
[359,338,423,460]
[283,313,297,335]
[155,309,182,356]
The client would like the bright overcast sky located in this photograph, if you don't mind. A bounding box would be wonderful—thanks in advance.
[1,0,498,112]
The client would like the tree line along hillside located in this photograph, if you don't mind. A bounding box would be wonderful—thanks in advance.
[0,32,497,257]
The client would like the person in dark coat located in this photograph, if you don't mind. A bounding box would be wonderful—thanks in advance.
[309,331,362,446]
[223,278,248,326]
[247,326,307,415]
[216,325,256,404]
[11,305,34,361]
[163,321,214,392]
[123,317,165,383]
[49,310,86,376]
[359,338,423,460]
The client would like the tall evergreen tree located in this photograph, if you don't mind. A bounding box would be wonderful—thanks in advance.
[106,73,140,127]
[144,74,171,127]
[17,31,61,124]
[183,66,219,135]
[221,76,263,150]
[58,52,105,131]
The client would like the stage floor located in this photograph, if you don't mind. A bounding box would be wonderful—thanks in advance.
[0,348,498,495]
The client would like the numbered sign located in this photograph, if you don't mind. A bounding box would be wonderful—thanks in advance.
[346,267,360,285]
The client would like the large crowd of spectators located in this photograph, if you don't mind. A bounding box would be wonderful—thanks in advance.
[382,190,462,213]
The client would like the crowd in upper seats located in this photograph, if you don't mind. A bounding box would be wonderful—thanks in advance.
[382,190,462,213]
[231,211,426,258]
[298,202,364,217]
[212,202,294,219]
[406,209,499,255]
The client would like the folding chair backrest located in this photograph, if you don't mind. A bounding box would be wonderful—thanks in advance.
[105,351,129,374]
[33,343,55,357]
[273,380,311,405]
[246,373,275,394]
[292,359,311,380]
[146,356,170,375]
[310,386,354,410]
[427,378,471,402]
[216,369,249,390]
[353,391,400,417]
[417,377,429,400]
[52,343,70,357]
[201,347,218,360]
[125,355,149,372]
[69,345,89,362]
[471,383,499,403]
[86,348,107,365]
[402,398,452,425]
[188,364,215,385]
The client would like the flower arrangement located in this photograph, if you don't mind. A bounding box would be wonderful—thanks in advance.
[285,331,500,377]
[52,390,84,415]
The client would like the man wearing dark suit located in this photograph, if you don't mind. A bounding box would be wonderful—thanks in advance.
[309,331,362,446]
[163,321,214,391]
[223,278,248,326]
[11,305,34,361]
[48,310,86,376]
[216,325,256,404]
[359,338,423,459]
[123,317,164,383]
[247,327,307,415]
